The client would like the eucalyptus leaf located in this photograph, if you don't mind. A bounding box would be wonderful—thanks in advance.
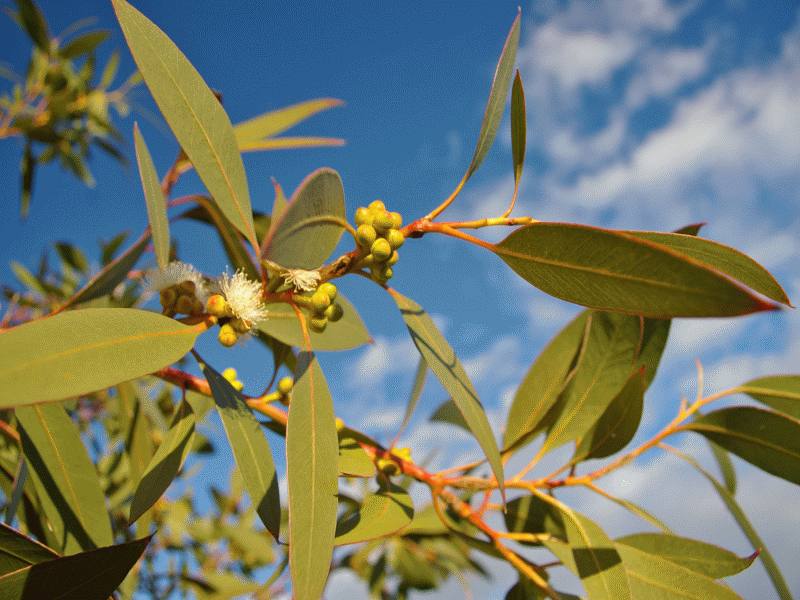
[339,437,376,478]
[334,476,414,546]
[736,375,800,420]
[234,98,344,144]
[0,522,59,576]
[133,123,169,270]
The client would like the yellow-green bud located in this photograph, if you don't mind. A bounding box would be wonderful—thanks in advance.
[368,199,386,213]
[378,266,393,281]
[230,317,251,334]
[335,417,345,432]
[278,377,293,395]
[386,250,400,267]
[391,447,411,461]
[192,298,205,315]
[310,316,328,333]
[376,457,400,476]
[218,323,238,347]
[361,254,375,268]
[206,294,230,317]
[222,367,238,381]
[373,210,394,232]
[159,288,177,309]
[390,212,402,230]
[354,207,373,227]
[174,295,194,315]
[310,290,331,313]
[177,280,196,296]
[371,238,392,262]
[387,229,405,250]
[356,224,377,248]
[324,302,344,322]
[318,282,338,302]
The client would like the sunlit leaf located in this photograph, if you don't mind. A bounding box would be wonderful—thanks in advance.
[118,383,153,523]
[287,351,338,600]
[334,476,414,546]
[510,70,525,188]
[112,0,257,249]
[0,522,59,576]
[504,310,590,452]
[0,535,151,600]
[339,437,375,478]
[736,375,800,420]
[58,31,110,59]
[388,288,505,501]
[54,242,89,274]
[0,308,204,408]
[133,123,169,270]
[492,223,778,317]
[615,533,756,578]
[255,293,370,351]
[238,137,346,152]
[100,48,120,88]
[681,406,800,486]
[623,230,791,306]
[128,398,195,526]
[504,494,566,545]
[234,98,344,143]
[430,398,469,431]
[615,543,744,600]
[263,167,346,269]
[16,403,114,553]
[395,358,428,443]
[204,364,280,541]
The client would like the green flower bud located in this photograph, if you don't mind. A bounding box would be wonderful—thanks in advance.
[278,377,294,395]
[386,250,399,267]
[324,302,344,322]
[354,207,373,226]
[310,316,328,333]
[311,290,331,313]
[174,295,194,315]
[379,266,394,281]
[368,199,385,213]
[356,224,377,248]
[361,254,375,268]
[218,323,238,347]
[370,238,392,262]
[318,282,338,302]
[159,288,177,309]
[387,229,405,250]
[373,210,395,232]
[177,280,196,296]
[192,298,205,315]
[390,211,402,230]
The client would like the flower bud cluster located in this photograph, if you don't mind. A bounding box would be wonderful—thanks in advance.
[306,282,344,333]
[354,200,404,284]
[146,262,209,318]
[376,447,412,476]
[222,368,244,392]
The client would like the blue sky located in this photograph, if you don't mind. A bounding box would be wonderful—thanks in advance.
[1,1,799,599]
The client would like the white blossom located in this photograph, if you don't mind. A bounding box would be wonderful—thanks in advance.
[145,261,209,301]
[218,269,269,327]
[284,268,321,292]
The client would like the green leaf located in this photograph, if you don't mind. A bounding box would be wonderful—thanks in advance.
[20,142,34,220]
[590,493,672,534]
[0,308,203,408]
[636,316,671,391]
[128,398,195,526]
[204,364,280,541]
[503,494,566,545]
[238,137,346,152]
[234,98,344,144]
[100,48,120,88]
[542,312,643,456]
[287,351,339,600]
[557,505,630,600]
[430,399,469,430]
[14,0,49,52]
[492,223,778,317]
[388,288,505,501]
[133,123,170,271]
[10,261,47,297]
[334,476,414,546]
[54,242,89,274]
[503,310,590,452]
[615,533,756,578]
[623,230,791,306]
[615,543,744,600]
[178,196,260,281]
[510,70,525,188]
[267,177,289,242]
[263,167,346,269]
[573,367,645,462]
[395,358,428,443]
[65,231,149,307]
[112,0,257,249]
[709,439,737,494]
[16,403,114,553]
[58,31,110,60]
[736,375,800,420]
[339,437,376,478]
[681,406,800,486]
[119,383,153,501]
[0,535,151,600]
[0,522,59,575]
[256,293,370,351]
[463,10,520,182]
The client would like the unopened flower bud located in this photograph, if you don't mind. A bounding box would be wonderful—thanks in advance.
[218,323,238,347]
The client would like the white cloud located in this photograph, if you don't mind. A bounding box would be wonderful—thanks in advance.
[461,335,522,383]
[625,45,709,109]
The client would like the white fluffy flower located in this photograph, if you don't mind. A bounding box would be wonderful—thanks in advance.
[218,269,269,327]
[145,261,209,301]
[284,268,321,292]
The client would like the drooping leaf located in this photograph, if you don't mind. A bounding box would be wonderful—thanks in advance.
[394,358,428,443]
[100,48,120,88]
[10,261,47,297]
[65,231,149,308]
[615,543,744,600]
[112,0,257,249]
[128,398,195,526]
[635,316,671,391]
[573,368,645,462]
[287,351,339,600]
[256,293,370,351]
[615,533,756,578]
[334,476,414,546]
[681,406,800,486]
[388,288,505,501]
[542,312,643,456]
[430,399,469,431]
[54,242,89,274]
[118,383,153,520]
[234,98,344,144]
[463,10,520,182]
[267,177,289,242]
[133,123,169,270]
[709,439,738,495]
[492,223,778,317]
[503,494,566,545]
[623,230,792,307]
[0,535,151,600]
[0,308,204,408]
[14,0,49,52]
[262,167,346,269]
[736,375,800,420]
[0,522,59,576]
[510,69,525,189]
[339,437,376,478]
[58,31,110,60]
[16,403,114,554]
[589,492,672,534]
[204,364,280,541]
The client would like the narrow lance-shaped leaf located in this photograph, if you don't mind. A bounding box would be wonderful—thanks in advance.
[0,535,151,600]
[128,398,195,526]
[492,223,778,318]
[510,69,525,189]
[680,406,800,486]
[204,364,280,541]
[0,308,205,408]
[393,357,428,446]
[334,475,414,546]
[388,288,505,501]
[735,374,800,420]
[234,98,344,144]
[287,351,339,600]
[133,123,169,270]
[0,522,59,576]
[111,0,257,249]
[58,31,110,60]
[16,403,114,554]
